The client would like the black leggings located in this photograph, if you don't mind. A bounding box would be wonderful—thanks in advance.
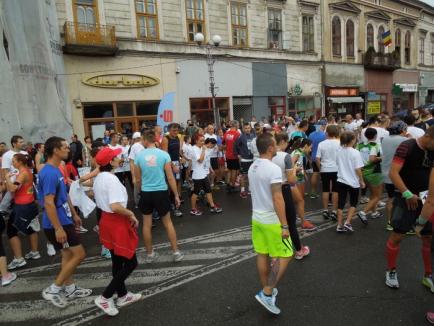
[282,184,302,252]
[102,251,138,299]
[0,216,5,257]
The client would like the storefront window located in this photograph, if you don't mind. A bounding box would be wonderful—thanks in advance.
[116,103,134,116]
[190,97,229,126]
[83,103,113,118]
[268,96,286,117]
[136,101,159,115]
[288,96,319,119]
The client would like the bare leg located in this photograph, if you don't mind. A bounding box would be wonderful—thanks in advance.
[332,192,338,211]
[337,209,344,227]
[161,213,179,252]
[263,257,291,295]
[364,184,381,214]
[256,254,269,289]
[191,194,198,210]
[9,236,23,259]
[346,207,356,225]
[205,193,215,207]
[291,187,305,224]
[311,172,319,194]
[0,256,8,277]
[386,197,393,224]
[322,192,329,210]
[54,245,86,287]
[29,233,39,252]
[142,215,153,254]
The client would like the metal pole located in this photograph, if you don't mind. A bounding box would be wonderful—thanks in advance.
[206,45,220,128]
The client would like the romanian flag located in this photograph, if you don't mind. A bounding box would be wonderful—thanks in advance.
[383,30,392,47]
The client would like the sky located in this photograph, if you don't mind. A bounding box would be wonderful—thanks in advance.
[420,0,434,6]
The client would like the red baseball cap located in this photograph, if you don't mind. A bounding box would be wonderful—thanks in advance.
[95,147,122,166]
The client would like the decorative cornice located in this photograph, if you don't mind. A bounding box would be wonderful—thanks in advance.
[365,10,391,22]
[329,1,361,14]
[393,17,416,28]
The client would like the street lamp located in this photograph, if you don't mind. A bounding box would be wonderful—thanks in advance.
[195,32,222,128]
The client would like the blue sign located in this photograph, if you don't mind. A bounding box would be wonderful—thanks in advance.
[156,92,176,133]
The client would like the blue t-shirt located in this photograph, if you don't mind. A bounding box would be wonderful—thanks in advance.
[37,164,73,229]
[308,131,326,159]
[135,148,171,192]
[290,131,307,140]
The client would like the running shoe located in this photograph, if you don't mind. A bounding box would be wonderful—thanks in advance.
[422,276,434,293]
[301,221,317,231]
[24,251,41,260]
[357,211,368,225]
[29,217,41,232]
[377,201,386,208]
[117,292,142,308]
[360,196,369,204]
[255,290,281,315]
[385,270,399,289]
[190,208,203,216]
[145,251,159,264]
[217,180,226,185]
[173,209,183,217]
[47,243,56,257]
[64,285,93,299]
[101,246,112,259]
[240,191,248,199]
[94,295,119,316]
[322,210,330,220]
[343,223,354,232]
[370,211,383,219]
[272,288,278,298]
[8,257,26,270]
[336,225,346,233]
[210,205,223,213]
[1,272,17,287]
[426,312,434,324]
[76,225,88,233]
[386,223,393,231]
[42,286,68,308]
[309,193,320,199]
[173,251,184,262]
[406,228,416,236]
[329,211,337,221]
[294,246,310,260]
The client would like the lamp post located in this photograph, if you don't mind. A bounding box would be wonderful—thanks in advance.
[195,32,222,128]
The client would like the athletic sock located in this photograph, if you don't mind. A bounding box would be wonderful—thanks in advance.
[50,283,63,293]
[386,240,400,270]
[65,284,76,295]
[422,243,432,276]
[241,187,245,192]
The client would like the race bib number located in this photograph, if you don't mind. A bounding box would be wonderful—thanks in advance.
[63,202,72,217]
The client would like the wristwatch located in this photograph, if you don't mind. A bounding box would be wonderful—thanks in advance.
[281,225,289,230]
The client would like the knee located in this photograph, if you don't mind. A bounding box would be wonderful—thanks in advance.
[75,247,86,261]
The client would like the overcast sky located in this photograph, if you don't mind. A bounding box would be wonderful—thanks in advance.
[420,0,434,6]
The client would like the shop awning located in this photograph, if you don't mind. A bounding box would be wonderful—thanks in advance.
[327,96,364,104]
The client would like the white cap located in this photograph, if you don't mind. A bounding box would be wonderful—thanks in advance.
[132,132,141,139]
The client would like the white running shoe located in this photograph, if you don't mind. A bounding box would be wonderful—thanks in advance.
[95,296,119,316]
[377,201,387,208]
[64,285,93,299]
[47,243,56,256]
[117,292,142,307]
[385,270,399,289]
[8,257,26,270]
[145,251,159,264]
[173,251,184,262]
[42,286,68,308]
[1,272,17,286]
[24,251,41,260]
[360,196,369,204]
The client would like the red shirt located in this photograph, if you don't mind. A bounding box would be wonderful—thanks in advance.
[15,168,34,205]
[223,129,240,160]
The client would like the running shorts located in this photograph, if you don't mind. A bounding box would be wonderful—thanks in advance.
[44,224,81,251]
[312,161,320,173]
[391,196,432,235]
[252,220,293,258]
[385,183,397,199]
[210,157,219,170]
[320,172,338,193]
[7,202,38,237]
[363,172,383,186]
[226,159,240,171]
[139,190,171,217]
[337,182,359,209]
[193,177,212,195]
[240,161,253,175]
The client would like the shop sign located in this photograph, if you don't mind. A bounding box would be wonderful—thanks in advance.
[396,83,418,93]
[328,88,358,97]
[367,101,381,115]
[367,92,380,101]
[82,74,160,88]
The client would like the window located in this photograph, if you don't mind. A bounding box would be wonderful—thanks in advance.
[302,16,314,52]
[420,37,425,65]
[431,36,434,65]
[135,0,158,40]
[74,0,97,25]
[269,97,286,117]
[190,98,230,125]
[332,16,341,56]
[378,26,385,54]
[346,20,354,57]
[268,9,282,49]
[231,2,248,47]
[395,29,401,55]
[405,31,411,64]
[367,24,374,49]
[186,0,205,42]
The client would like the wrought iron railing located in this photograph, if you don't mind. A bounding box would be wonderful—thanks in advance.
[64,22,116,48]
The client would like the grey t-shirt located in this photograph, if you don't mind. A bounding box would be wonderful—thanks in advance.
[272,151,293,183]
[381,135,407,184]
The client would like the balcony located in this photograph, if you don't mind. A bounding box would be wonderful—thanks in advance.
[63,22,118,56]
[363,49,401,71]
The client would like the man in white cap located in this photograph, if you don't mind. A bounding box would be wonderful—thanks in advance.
[128,132,144,207]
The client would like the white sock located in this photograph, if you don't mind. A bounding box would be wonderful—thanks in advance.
[50,283,63,293]
[241,187,245,192]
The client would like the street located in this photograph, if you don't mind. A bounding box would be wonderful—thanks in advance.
[0,191,432,326]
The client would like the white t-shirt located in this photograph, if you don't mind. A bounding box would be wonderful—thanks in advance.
[128,142,144,161]
[182,143,193,160]
[1,150,28,174]
[191,145,210,180]
[336,147,364,188]
[354,119,364,128]
[120,145,130,172]
[204,133,217,141]
[248,158,282,224]
[93,172,128,213]
[360,127,389,144]
[407,126,425,139]
[108,144,123,173]
[204,133,218,158]
[271,151,293,183]
[345,121,358,132]
[316,139,340,173]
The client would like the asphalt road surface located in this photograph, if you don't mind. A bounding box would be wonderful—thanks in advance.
[0,190,432,326]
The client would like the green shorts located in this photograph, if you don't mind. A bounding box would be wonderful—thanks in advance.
[252,220,294,258]
[363,172,383,186]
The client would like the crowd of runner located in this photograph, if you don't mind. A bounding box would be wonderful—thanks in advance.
[1,107,434,321]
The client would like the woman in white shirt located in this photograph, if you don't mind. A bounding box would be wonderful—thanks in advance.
[92,147,141,316]
[336,132,366,233]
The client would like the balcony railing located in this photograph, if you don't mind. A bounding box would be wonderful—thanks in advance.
[63,22,118,56]
[363,51,401,71]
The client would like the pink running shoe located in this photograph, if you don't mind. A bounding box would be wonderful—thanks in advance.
[294,246,310,260]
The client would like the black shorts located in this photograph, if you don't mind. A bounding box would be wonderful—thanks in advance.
[139,190,171,217]
[44,224,81,251]
[385,183,397,199]
[210,157,219,170]
[337,182,359,209]
[226,159,240,170]
[320,172,338,193]
[7,203,38,238]
[312,161,320,173]
[240,161,253,175]
[391,196,432,235]
[193,178,212,195]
